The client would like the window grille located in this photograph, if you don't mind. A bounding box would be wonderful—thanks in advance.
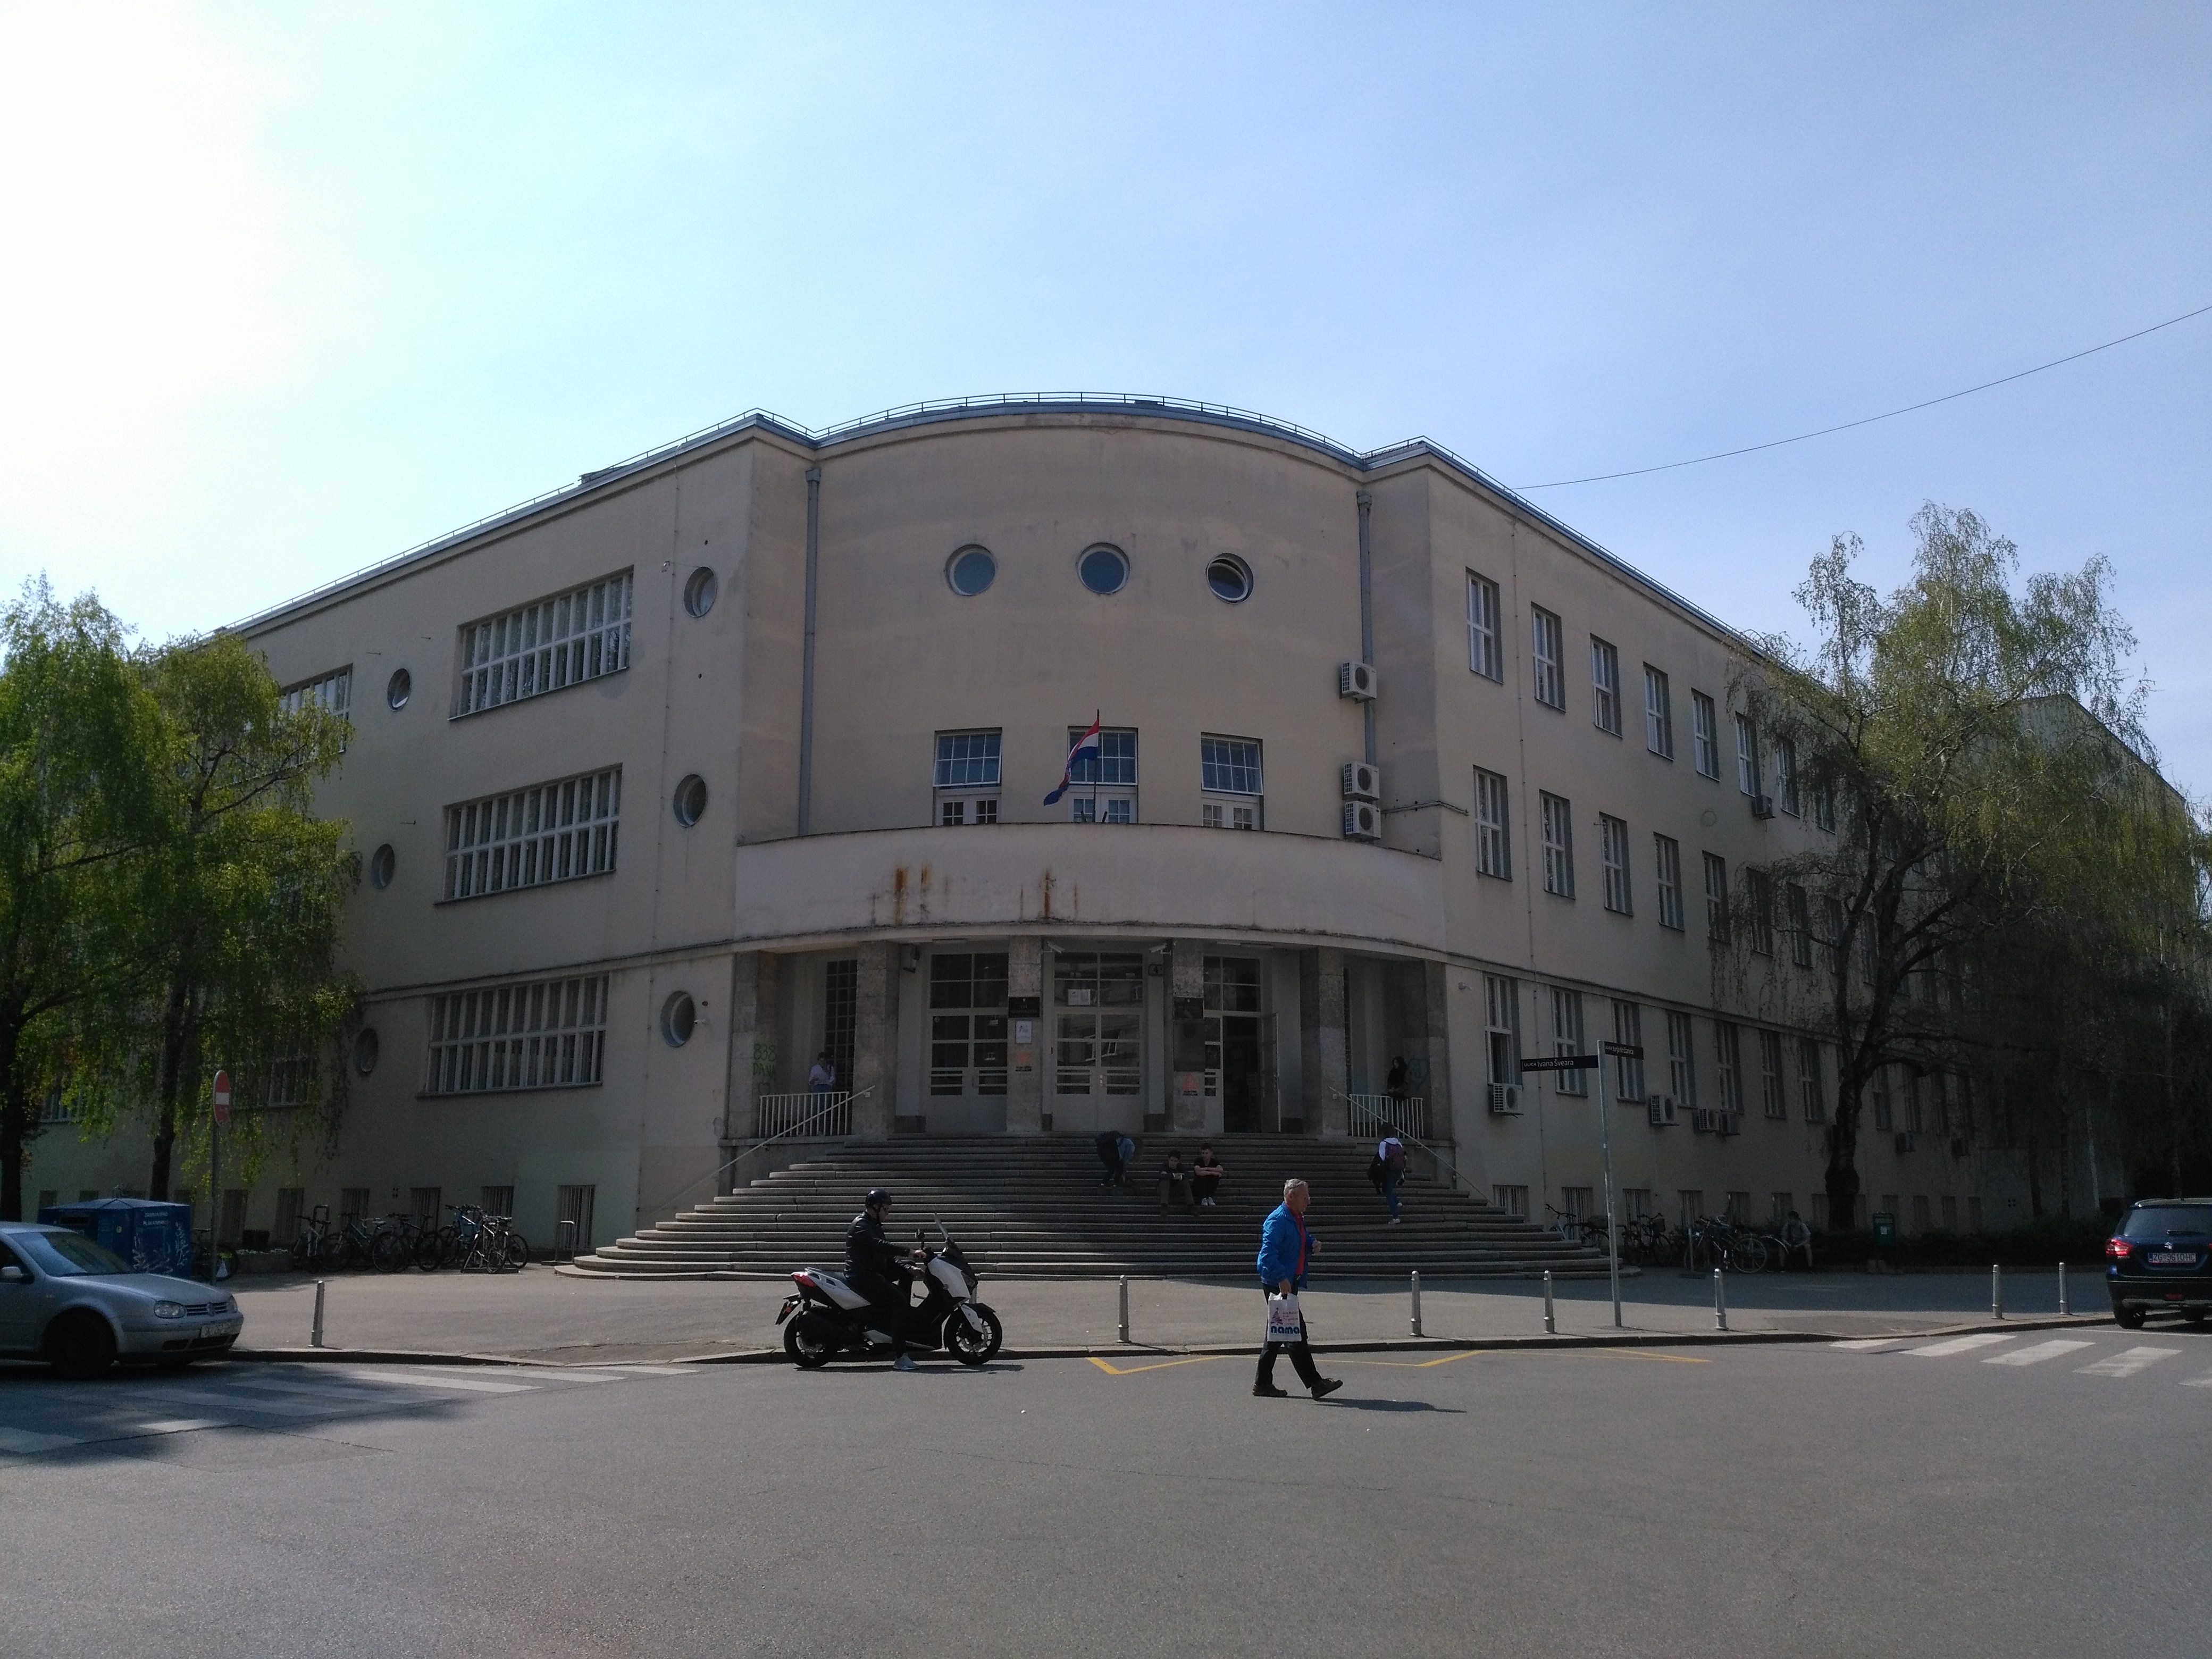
[1666,1010,1696,1105]
[1692,691,1720,779]
[1492,1184,1529,1217]
[1200,735,1263,794]
[1531,608,1565,709]
[444,768,620,900]
[1774,736,1800,815]
[1474,768,1511,879]
[1747,869,1776,956]
[1610,1001,1644,1100]
[1644,666,1674,758]
[1599,814,1632,914]
[1549,987,1586,1096]
[1590,638,1621,735]
[1871,1066,1892,1130]
[1485,975,1521,1086]
[1797,1037,1825,1121]
[929,952,1009,1097]
[1467,573,1502,680]
[280,666,352,719]
[456,572,633,716]
[1757,1029,1786,1118]
[823,960,858,1096]
[1715,1020,1744,1113]
[1540,792,1574,898]
[1787,883,1813,967]
[424,974,608,1095]
[1735,711,1760,797]
[1654,834,1684,929]
[1703,852,1729,940]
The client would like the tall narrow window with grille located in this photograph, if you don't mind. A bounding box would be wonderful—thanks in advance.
[1747,869,1776,956]
[1787,883,1813,967]
[1703,852,1730,941]
[1611,1001,1645,1100]
[1590,638,1621,735]
[1692,691,1721,780]
[1735,712,1761,797]
[1485,975,1522,1087]
[1665,1010,1696,1106]
[1797,1037,1826,1122]
[1599,814,1632,914]
[1531,608,1565,710]
[1549,986,1586,1096]
[456,572,633,716]
[1715,1020,1744,1114]
[1474,768,1511,879]
[1654,834,1684,929]
[1757,1029,1786,1118]
[1644,665,1674,757]
[1774,736,1800,816]
[1871,1066,1893,1130]
[1467,572,1502,681]
[1540,793,1575,898]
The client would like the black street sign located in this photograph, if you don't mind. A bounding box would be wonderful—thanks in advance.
[1519,1054,1599,1072]
[1601,1042,1644,1058]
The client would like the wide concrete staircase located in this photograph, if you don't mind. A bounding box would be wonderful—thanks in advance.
[567,1134,1613,1280]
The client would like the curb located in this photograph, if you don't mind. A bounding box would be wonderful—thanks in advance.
[227,1311,2113,1369]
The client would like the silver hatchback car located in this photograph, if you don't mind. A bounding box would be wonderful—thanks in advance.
[0,1220,244,1376]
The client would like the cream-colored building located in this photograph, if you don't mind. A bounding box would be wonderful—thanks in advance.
[35,397,1989,1250]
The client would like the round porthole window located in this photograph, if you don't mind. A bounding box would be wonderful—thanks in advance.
[1078,544,1128,596]
[354,1028,380,1076]
[387,668,411,710]
[683,567,718,617]
[1206,555,1253,603]
[368,844,396,889]
[947,546,996,597]
[661,991,697,1048]
[673,774,708,826]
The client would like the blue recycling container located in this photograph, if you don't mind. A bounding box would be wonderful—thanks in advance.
[36,1197,195,1277]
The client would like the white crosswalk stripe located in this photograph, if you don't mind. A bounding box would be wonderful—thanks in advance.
[2075,1346,2183,1378]
[1907,1334,2017,1358]
[2182,1369,2212,1389]
[1984,1339,2096,1367]
[1829,1338,1901,1351]
[329,1367,537,1394]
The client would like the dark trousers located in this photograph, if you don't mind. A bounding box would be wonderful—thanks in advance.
[849,1271,909,1348]
[1381,1170,1403,1218]
[1256,1293,1323,1389]
[1193,1174,1220,1202]
[1159,1174,1195,1210]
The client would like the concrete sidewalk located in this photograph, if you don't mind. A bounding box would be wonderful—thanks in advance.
[229,1263,2107,1364]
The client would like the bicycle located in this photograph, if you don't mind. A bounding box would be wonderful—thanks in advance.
[289,1206,343,1271]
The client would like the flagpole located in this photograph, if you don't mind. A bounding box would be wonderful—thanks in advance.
[1090,708,1100,822]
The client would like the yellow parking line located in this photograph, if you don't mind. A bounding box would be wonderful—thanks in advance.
[1344,1350,1494,1369]
[1346,1347,1711,1368]
[1087,1355,1228,1376]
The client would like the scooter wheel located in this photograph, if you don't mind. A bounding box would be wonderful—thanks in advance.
[785,1318,835,1370]
[946,1304,1003,1366]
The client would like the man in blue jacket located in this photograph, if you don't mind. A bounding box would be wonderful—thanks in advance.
[1254,1179,1343,1400]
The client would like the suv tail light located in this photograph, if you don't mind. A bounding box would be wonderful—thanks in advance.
[2106,1238,2131,1261]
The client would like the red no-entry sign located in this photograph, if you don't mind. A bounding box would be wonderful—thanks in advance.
[212,1069,232,1126]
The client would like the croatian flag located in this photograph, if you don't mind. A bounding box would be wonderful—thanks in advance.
[1043,718,1102,806]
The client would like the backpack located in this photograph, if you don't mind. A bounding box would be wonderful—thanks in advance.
[1382,1137,1407,1172]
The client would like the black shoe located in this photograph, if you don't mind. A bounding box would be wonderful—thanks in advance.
[1252,1382,1289,1398]
[1310,1378,1344,1400]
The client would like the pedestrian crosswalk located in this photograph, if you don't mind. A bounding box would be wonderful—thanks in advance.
[0,1360,701,1458]
[1832,1328,2210,1390]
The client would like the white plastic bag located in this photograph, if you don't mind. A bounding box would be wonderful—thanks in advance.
[1264,1292,1303,1346]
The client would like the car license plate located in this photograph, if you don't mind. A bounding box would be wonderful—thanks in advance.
[2149,1252,2197,1266]
[206,1320,242,1336]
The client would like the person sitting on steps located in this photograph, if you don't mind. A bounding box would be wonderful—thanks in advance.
[1192,1144,1225,1208]
[1158,1150,1196,1214]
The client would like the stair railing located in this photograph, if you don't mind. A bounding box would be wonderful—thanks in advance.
[1333,1088,1482,1203]
[625,1087,877,1237]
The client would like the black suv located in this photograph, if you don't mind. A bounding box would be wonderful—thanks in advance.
[2106,1199,2212,1329]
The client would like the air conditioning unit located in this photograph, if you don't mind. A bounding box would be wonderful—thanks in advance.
[1340,761,1380,801]
[1487,1083,1522,1115]
[1752,794,1775,820]
[1338,660,1378,701]
[1647,1094,1678,1127]
[1342,800,1382,841]
[1893,1132,1916,1155]
[1689,1106,1718,1134]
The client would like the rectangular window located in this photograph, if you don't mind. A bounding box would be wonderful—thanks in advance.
[1787,883,1813,967]
[424,974,608,1095]
[1665,1010,1696,1106]
[1590,638,1621,735]
[1611,1000,1644,1100]
[1485,975,1522,1086]
[1561,1185,1594,1220]
[823,959,858,1092]
[1703,852,1729,941]
[1757,1029,1786,1118]
[1691,691,1720,780]
[935,730,1002,824]
[1540,792,1575,898]
[1622,1187,1655,1221]
[1735,711,1760,797]
[1067,727,1138,822]
[556,1185,597,1255]
[1677,1190,1706,1229]
[1200,735,1263,793]
[1467,573,1502,680]
[1871,1066,1892,1131]
[1797,1037,1825,1122]
[1906,1073,1923,1134]
[1774,736,1800,816]
[477,1186,509,1220]
[456,571,633,716]
[1813,778,1837,833]
[1715,1021,1744,1114]
[1654,834,1684,930]
[1599,814,1632,914]
[1941,1194,1958,1231]
[928,951,1010,1096]
[1491,1184,1529,1218]
[1821,895,1846,967]
[443,767,621,901]
[1549,986,1586,1096]
[1931,1073,1950,1136]
[1644,666,1674,758]
[1531,607,1565,710]
[1474,768,1512,879]
[1747,869,1775,956]
[1201,801,1257,830]
[280,666,351,719]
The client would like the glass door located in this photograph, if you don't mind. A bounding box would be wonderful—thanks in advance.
[1054,952,1145,1102]
[928,953,1009,1099]
[1203,956,1265,1131]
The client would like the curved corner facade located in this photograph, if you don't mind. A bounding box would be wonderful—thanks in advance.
[38,403,1991,1250]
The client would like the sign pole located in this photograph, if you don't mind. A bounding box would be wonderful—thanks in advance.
[1597,1048,1621,1329]
[209,1070,232,1284]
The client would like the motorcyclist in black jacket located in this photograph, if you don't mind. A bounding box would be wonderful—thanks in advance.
[845,1188,923,1371]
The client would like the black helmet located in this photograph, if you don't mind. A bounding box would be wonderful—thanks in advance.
[865,1187,893,1211]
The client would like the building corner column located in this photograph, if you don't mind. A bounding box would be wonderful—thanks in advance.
[1006,937,1045,1134]
[850,943,898,1139]
[1168,940,1205,1133]
[1298,946,1348,1135]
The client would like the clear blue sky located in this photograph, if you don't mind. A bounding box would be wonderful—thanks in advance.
[3,3,2207,790]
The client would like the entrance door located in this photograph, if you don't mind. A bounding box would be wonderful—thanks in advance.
[928,952,1010,1105]
[1053,951,1145,1131]
[1204,956,1266,1132]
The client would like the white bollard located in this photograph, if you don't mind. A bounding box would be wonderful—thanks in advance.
[1118,1275,1129,1344]
[311,1278,326,1348]
[1410,1269,1423,1337]
[1713,1267,1728,1331]
[1543,1269,1556,1335]
[1992,1262,2004,1320]
[2058,1261,2069,1317]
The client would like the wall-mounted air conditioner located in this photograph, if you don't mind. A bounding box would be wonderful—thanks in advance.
[1752,795,1776,820]
[1338,661,1378,701]
[1343,800,1382,841]
[1487,1083,1522,1115]
[1647,1094,1678,1127]
[1688,1106,1715,1134]
[1340,761,1380,801]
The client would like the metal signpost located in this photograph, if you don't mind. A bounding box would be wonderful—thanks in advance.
[209,1070,231,1283]
[1522,1048,1628,1328]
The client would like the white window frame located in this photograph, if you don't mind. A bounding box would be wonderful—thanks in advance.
[455,571,633,717]
[280,666,352,719]
[1644,666,1673,758]
[1474,767,1511,879]
[1774,735,1800,816]
[1485,975,1522,1086]
[1466,572,1502,681]
[1797,1037,1825,1122]
[1691,691,1720,780]
[1200,734,1263,830]
[1735,711,1761,797]
[1066,726,1138,823]
[1599,814,1632,914]
[1715,1020,1744,1113]
[934,729,1002,825]
[1747,869,1776,956]
[1787,882,1813,967]
[1666,1010,1696,1107]
[423,974,608,1095]
[1531,607,1565,710]
[1611,1000,1644,1100]
[1590,638,1621,736]
[1549,986,1586,1096]
[1703,851,1729,941]
[1539,792,1574,898]
[1654,833,1684,930]
[443,767,621,901]
[1757,1029,1786,1118]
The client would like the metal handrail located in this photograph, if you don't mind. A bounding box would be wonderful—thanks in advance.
[624,1087,876,1236]
[1331,1088,1481,1202]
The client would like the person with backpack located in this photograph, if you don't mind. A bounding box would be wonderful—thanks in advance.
[1376,1130,1408,1225]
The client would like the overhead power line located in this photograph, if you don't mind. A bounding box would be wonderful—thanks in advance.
[1515,301,2212,490]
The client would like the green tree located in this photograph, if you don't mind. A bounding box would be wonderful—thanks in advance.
[0,584,166,1220]
[1731,504,2190,1232]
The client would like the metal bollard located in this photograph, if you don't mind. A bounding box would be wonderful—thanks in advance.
[311,1278,326,1348]
[1543,1269,1556,1335]
[1713,1267,1728,1332]
[1118,1275,1129,1344]
[1410,1269,1423,1338]
[2058,1261,2068,1316]
[1991,1263,2004,1320]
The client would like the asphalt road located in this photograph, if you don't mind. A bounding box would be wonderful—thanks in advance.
[4,1324,2208,1657]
